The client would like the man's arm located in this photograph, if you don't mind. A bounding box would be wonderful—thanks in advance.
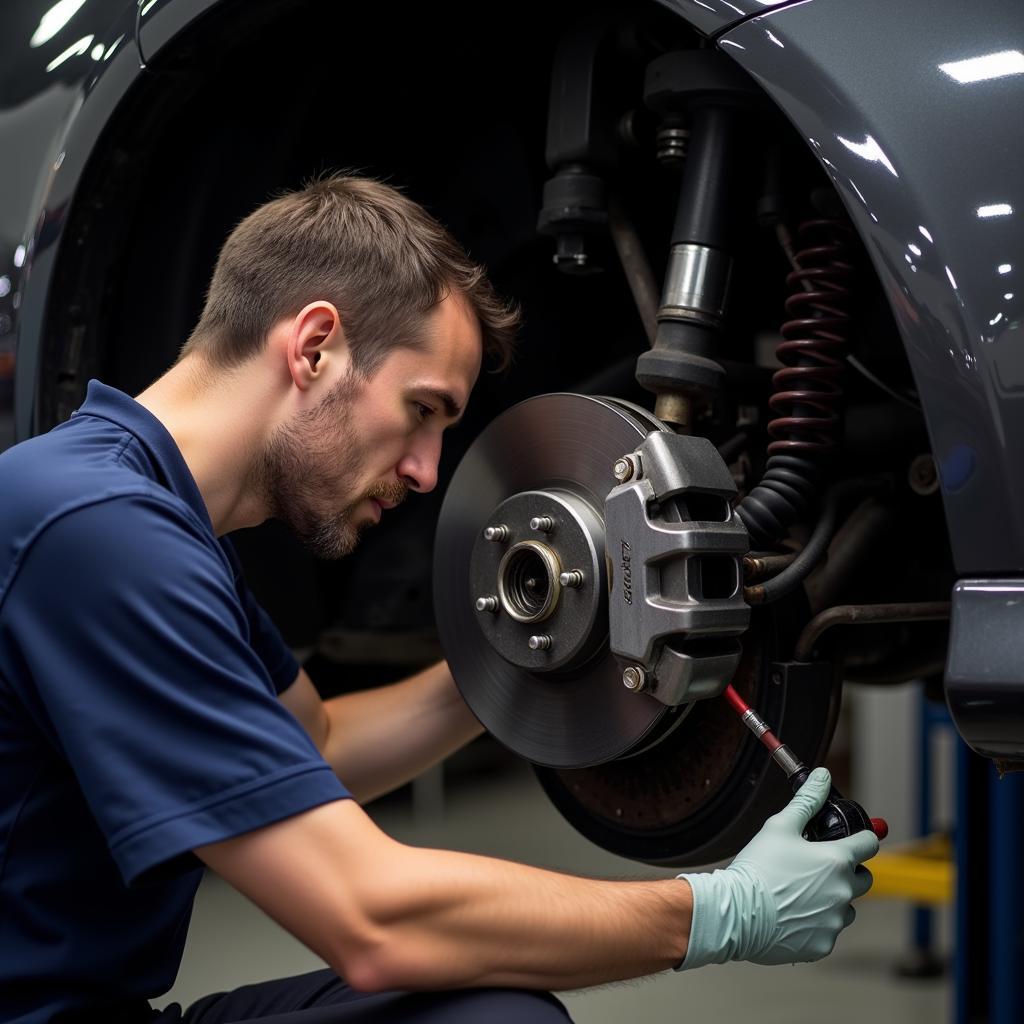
[196,797,691,993]
[197,769,874,992]
[279,663,484,803]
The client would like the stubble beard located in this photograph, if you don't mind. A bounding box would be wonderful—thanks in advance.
[253,373,404,560]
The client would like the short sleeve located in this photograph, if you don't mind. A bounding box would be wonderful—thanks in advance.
[2,493,350,884]
[219,538,301,695]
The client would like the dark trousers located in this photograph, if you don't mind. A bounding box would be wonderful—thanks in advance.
[155,969,573,1023]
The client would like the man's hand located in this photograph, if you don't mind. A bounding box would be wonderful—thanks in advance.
[279,662,484,803]
[677,768,878,969]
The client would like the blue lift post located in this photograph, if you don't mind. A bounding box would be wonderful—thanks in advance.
[955,740,1024,1024]
[904,692,950,975]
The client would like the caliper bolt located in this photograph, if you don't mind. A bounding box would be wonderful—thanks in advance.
[528,634,553,651]
[530,516,554,533]
[483,524,509,541]
[622,666,648,692]
[559,570,584,588]
[475,596,499,613]
[613,454,642,483]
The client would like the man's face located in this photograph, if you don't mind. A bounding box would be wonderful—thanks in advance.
[256,294,482,558]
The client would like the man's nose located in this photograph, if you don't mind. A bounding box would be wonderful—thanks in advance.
[397,438,441,494]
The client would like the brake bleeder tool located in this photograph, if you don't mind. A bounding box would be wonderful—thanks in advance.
[723,683,889,842]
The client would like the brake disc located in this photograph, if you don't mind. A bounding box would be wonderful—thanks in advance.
[434,392,840,864]
[434,394,673,767]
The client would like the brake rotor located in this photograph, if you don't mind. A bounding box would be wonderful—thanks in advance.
[435,393,673,767]
[533,599,839,866]
[435,392,840,864]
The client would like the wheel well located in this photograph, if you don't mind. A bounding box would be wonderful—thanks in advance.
[38,0,944,659]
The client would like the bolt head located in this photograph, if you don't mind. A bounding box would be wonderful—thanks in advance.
[622,666,647,691]
[613,458,633,483]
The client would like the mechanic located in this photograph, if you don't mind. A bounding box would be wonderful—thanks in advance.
[0,175,878,1024]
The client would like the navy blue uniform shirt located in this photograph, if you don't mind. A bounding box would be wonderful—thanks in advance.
[0,381,351,1023]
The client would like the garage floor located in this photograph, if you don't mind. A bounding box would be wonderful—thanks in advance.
[155,757,951,1023]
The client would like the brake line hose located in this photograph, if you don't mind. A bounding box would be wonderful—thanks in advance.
[744,477,884,605]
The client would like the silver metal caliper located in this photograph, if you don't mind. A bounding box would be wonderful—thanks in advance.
[434,392,750,769]
[605,428,750,707]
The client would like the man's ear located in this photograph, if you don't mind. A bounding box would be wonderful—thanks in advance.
[285,301,349,390]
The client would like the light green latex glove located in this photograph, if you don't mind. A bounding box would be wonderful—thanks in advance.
[676,767,879,969]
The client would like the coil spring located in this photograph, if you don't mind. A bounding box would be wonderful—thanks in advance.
[768,219,855,455]
[738,218,855,549]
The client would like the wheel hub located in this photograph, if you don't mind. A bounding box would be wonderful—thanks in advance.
[470,488,606,673]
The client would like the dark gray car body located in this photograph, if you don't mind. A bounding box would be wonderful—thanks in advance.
[2,0,1022,760]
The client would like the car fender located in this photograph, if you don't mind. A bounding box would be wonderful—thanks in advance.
[719,0,1024,759]
[720,0,1024,578]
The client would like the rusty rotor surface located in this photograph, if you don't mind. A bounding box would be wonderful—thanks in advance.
[534,596,840,866]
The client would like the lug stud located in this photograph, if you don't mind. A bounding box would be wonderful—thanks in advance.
[475,596,499,613]
[622,666,648,691]
[559,570,584,588]
[483,524,509,542]
[530,516,554,533]
[528,634,552,651]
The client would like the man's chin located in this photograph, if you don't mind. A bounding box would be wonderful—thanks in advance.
[295,519,365,561]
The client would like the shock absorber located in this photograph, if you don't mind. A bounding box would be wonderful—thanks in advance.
[635,51,761,429]
[737,216,856,549]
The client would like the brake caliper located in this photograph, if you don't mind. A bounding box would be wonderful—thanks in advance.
[605,430,750,706]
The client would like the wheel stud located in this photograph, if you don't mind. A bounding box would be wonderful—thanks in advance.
[475,596,499,613]
[483,524,509,541]
[528,634,552,651]
[559,570,584,588]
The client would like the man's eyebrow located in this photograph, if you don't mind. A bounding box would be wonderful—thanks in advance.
[416,387,464,422]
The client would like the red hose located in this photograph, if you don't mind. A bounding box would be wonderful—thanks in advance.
[723,683,748,716]
[724,684,784,754]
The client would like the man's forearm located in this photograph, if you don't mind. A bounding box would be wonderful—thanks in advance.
[199,800,692,993]
[320,661,484,802]
[349,841,692,992]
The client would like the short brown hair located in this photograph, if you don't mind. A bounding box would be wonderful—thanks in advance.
[181,174,518,373]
